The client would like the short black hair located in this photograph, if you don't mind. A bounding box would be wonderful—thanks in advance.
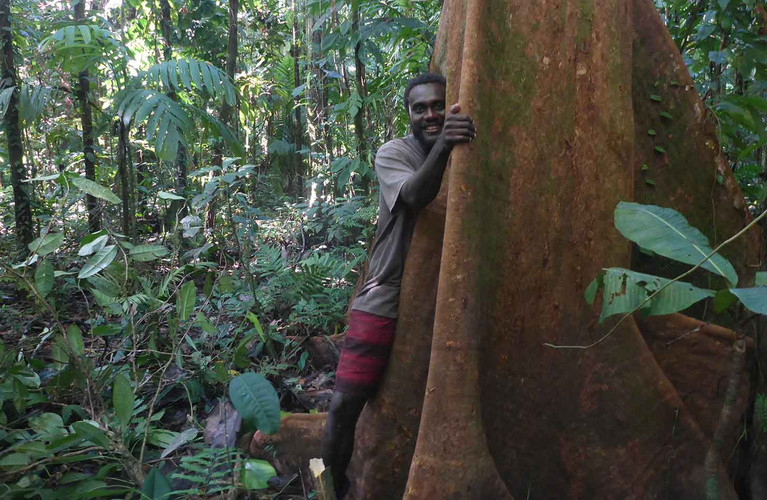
[403,73,446,112]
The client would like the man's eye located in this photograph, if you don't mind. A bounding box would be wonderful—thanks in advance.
[435,103,445,111]
[413,106,424,113]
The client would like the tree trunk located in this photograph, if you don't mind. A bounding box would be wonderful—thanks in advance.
[351,2,368,194]
[74,0,100,234]
[291,0,304,196]
[0,0,33,253]
[117,119,135,241]
[159,0,188,222]
[344,0,758,498]
[206,0,238,230]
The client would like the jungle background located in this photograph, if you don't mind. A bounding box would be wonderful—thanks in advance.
[0,0,766,497]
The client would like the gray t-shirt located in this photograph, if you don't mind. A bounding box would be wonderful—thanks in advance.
[351,135,426,318]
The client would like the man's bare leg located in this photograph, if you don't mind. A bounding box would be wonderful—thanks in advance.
[322,391,367,498]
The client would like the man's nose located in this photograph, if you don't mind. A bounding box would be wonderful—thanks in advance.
[424,107,437,119]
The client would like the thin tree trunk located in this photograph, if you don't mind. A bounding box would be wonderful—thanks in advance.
[74,0,100,233]
[117,120,135,241]
[291,0,304,196]
[206,0,238,230]
[352,2,368,194]
[0,0,32,253]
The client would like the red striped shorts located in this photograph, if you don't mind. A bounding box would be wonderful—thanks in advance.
[334,310,397,397]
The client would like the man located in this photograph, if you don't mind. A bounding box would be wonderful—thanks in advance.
[321,73,476,497]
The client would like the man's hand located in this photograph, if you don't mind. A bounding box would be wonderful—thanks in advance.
[438,103,476,150]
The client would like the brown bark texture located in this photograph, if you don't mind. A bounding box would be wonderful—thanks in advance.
[342,0,761,498]
[0,0,33,252]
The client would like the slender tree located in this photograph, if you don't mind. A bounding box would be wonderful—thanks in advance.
[0,0,33,253]
[74,0,100,233]
[290,0,304,196]
[351,1,368,193]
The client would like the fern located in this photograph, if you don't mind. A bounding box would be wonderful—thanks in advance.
[141,59,236,106]
[40,24,120,73]
[115,89,192,161]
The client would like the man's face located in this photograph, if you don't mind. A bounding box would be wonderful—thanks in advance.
[408,82,446,150]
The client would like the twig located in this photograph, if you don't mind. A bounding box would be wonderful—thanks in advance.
[544,208,767,350]
[0,446,101,479]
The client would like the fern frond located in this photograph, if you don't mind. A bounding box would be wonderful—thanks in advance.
[142,59,236,106]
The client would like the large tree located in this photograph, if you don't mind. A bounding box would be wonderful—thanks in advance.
[0,0,33,253]
[252,0,763,498]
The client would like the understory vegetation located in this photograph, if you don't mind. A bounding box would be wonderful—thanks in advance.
[0,0,766,497]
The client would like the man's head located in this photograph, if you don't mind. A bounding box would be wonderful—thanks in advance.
[404,73,447,151]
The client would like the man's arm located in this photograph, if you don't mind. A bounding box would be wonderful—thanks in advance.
[398,104,476,211]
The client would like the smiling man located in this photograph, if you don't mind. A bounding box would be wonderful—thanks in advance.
[321,73,476,498]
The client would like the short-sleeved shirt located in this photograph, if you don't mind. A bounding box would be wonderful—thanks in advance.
[351,135,426,318]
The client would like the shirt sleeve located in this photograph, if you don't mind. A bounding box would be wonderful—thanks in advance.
[375,142,416,213]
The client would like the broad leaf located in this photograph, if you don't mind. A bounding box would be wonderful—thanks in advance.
[241,459,277,490]
[72,421,110,449]
[78,245,117,279]
[78,234,108,256]
[158,191,184,201]
[176,281,196,321]
[67,324,85,356]
[160,428,197,458]
[730,287,767,315]
[596,267,714,323]
[113,374,134,428]
[35,260,54,297]
[70,176,122,205]
[28,232,64,256]
[228,372,280,434]
[130,244,169,262]
[614,202,738,286]
[141,468,172,500]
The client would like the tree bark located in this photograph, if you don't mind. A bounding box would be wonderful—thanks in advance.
[351,2,368,194]
[344,0,757,498]
[290,0,304,196]
[0,0,33,254]
[74,0,100,233]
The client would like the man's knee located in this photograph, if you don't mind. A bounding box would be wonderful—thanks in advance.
[329,391,367,422]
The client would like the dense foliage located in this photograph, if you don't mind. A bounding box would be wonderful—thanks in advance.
[0,0,764,497]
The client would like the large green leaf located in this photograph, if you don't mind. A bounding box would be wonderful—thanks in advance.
[143,59,236,106]
[141,467,172,500]
[241,459,277,490]
[28,232,65,256]
[130,244,169,262]
[730,287,767,315]
[78,234,108,256]
[113,374,134,428]
[594,267,715,323]
[35,260,54,297]
[614,202,738,286]
[71,421,110,449]
[78,245,117,279]
[70,176,122,205]
[67,324,85,356]
[176,281,196,321]
[159,428,197,458]
[228,372,281,434]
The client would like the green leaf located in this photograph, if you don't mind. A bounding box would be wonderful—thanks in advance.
[113,374,134,428]
[240,459,277,490]
[614,202,738,286]
[195,312,218,334]
[0,453,30,467]
[130,244,169,262]
[29,232,65,256]
[176,281,196,321]
[141,468,172,500]
[650,94,662,102]
[160,428,197,458]
[585,273,602,305]
[158,191,184,200]
[78,245,118,279]
[659,111,673,120]
[35,260,54,297]
[70,177,121,205]
[67,324,85,356]
[730,287,767,315]
[654,145,666,153]
[713,289,738,313]
[597,267,714,323]
[647,129,656,136]
[246,312,266,344]
[72,421,110,449]
[756,272,767,287]
[91,324,122,336]
[229,372,281,434]
[78,234,108,256]
[645,178,656,186]
[718,0,729,10]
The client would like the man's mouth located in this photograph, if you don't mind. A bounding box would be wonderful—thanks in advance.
[424,125,441,134]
